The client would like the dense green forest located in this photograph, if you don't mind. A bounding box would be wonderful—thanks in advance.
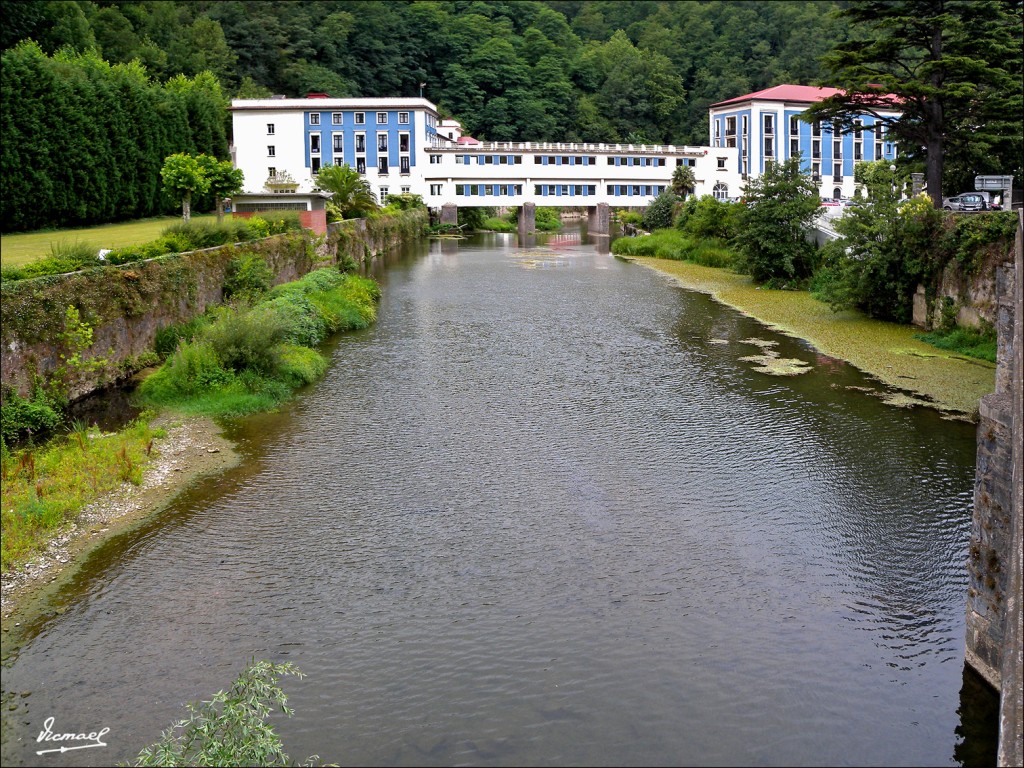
[2,0,849,145]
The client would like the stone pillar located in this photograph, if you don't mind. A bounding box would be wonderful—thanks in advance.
[911,173,925,197]
[518,202,536,238]
[440,203,458,226]
[997,212,1022,768]
[588,202,609,235]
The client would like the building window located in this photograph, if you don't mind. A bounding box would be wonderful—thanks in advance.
[399,133,410,153]
[398,112,409,124]
[355,133,366,153]
[833,139,842,158]
[267,146,275,157]
[713,182,728,200]
[333,133,344,153]
[834,186,843,199]
[763,136,773,157]
[833,162,842,182]
[267,123,275,135]
[268,167,276,177]
[356,157,366,174]
[332,113,343,125]
[811,162,820,180]
[717,157,727,169]
[790,138,799,158]
[310,134,321,154]
[377,133,387,152]
[400,156,410,174]
[853,143,863,161]
[789,115,799,135]
[763,114,774,135]
[309,113,320,125]
[853,119,863,139]
[311,157,321,173]
[812,139,821,159]
[354,112,365,125]
[378,157,388,174]
[401,186,410,193]
[812,120,821,138]
[430,184,442,195]
[377,112,387,124]
[379,186,388,200]
[429,154,441,164]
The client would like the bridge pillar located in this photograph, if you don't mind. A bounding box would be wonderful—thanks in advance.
[440,203,458,226]
[587,203,610,235]
[518,202,536,238]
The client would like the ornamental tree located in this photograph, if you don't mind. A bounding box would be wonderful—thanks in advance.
[161,153,209,222]
[671,164,696,199]
[734,156,821,286]
[314,163,378,219]
[197,154,244,224]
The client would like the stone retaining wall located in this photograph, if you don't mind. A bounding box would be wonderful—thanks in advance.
[0,210,426,403]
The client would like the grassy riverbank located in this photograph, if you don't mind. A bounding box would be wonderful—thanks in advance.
[626,256,996,417]
[0,214,217,268]
[1,266,381,575]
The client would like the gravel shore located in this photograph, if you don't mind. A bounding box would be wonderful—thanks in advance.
[1,416,239,625]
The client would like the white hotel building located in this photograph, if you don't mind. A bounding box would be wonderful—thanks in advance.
[229,95,741,216]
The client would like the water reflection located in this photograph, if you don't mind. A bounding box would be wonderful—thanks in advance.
[0,225,997,766]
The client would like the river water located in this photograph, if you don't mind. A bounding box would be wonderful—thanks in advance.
[0,228,998,766]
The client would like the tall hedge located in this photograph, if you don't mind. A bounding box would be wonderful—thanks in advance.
[0,42,228,232]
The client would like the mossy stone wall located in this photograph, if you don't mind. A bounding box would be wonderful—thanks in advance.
[1,210,426,401]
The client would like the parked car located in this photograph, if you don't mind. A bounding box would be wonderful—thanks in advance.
[942,193,988,212]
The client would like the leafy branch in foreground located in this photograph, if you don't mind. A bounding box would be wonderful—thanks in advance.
[127,659,325,767]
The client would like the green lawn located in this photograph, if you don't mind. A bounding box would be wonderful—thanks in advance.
[0,214,217,267]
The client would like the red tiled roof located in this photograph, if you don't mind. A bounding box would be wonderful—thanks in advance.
[711,84,899,108]
[457,136,480,145]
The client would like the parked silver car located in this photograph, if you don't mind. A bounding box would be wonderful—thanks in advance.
[942,193,988,212]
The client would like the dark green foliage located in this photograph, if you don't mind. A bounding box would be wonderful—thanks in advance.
[223,253,273,301]
[1,42,228,233]
[733,157,821,286]
[0,386,65,446]
[154,316,211,359]
[458,207,490,231]
[384,193,426,211]
[805,0,1023,205]
[534,207,562,231]
[3,1,850,160]
[675,195,743,242]
[203,307,289,375]
[915,324,998,363]
[641,190,678,232]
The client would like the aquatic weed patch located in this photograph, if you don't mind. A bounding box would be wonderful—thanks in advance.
[629,257,995,416]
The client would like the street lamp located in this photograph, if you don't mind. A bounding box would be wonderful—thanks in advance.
[890,164,897,200]
[419,82,426,99]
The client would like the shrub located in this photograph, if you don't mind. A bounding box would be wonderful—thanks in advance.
[139,340,233,400]
[676,195,742,242]
[203,306,289,375]
[384,193,425,211]
[224,252,273,301]
[0,386,65,445]
[642,190,678,232]
[481,217,515,232]
[128,660,312,768]
[275,344,329,386]
[154,316,211,359]
[616,210,643,226]
[246,216,272,238]
[534,207,562,231]
[914,323,997,363]
[262,294,328,347]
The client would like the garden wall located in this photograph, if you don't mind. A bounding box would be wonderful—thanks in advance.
[0,210,426,402]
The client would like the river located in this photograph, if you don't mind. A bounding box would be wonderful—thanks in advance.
[0,227,997,766]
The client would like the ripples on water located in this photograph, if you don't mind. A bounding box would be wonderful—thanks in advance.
[1,231,994,766]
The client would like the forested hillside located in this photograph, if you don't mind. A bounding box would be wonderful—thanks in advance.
[3,0,848,145]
